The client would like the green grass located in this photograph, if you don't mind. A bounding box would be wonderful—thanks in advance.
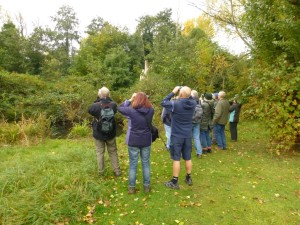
[0,121,299,225]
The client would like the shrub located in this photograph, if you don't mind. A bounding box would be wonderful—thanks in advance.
[258,60,300,154]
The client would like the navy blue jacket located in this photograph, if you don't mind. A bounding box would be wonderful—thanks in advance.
[118,100,154,147]
[161,107,172,126]
[161,92,196,138]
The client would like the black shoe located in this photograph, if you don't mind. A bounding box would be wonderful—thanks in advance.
[164,180,180,189]
[207,149,212,153]
[185,177,193,186]
[197,154,202,158]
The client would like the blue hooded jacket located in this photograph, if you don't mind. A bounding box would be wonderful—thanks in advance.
[161,92,196,138]
[118,100,154,147]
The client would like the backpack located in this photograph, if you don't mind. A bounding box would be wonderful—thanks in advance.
[192,103,203,123]
[96,103,114,134]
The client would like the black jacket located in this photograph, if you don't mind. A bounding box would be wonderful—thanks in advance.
[229,103,242,123]
[88,97,117,140]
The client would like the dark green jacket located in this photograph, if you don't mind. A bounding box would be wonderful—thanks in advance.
[200,100,214,131]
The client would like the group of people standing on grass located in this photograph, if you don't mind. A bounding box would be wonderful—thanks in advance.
[88,86,242,194]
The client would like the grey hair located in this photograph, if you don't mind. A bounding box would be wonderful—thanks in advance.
[191,90,198,98]
[98,86,110,98]
[218,91,226,99]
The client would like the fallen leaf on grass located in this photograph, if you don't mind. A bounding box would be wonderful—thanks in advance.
[83,205,96,224]
[252,197,265,204]
[104,200,111,207]
[120,212,128,216]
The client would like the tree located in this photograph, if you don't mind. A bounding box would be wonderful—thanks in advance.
[85,16,108,35]
[135,8,177,75]
[71,23,142,90]
[0,21,25,73]
[51,5,80,74]
[23,26,49,75]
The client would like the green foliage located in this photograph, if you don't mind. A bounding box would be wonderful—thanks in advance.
[0,71,47,121]
[258,59,300,153]
[0,72,97,137]
[71,23,142,90]
[136,8,177,60]
[241,0,300,153]
[0,22,26,73]
[242,0,300,64]
[51,5,80,72]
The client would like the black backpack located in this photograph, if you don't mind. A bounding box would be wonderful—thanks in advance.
[96,103,114,134]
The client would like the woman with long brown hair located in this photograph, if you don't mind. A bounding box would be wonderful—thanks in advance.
[118,92,154,194]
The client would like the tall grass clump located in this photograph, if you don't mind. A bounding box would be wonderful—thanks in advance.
[68,119,92,139]
[0,120,19,145]
[0,114,51,146]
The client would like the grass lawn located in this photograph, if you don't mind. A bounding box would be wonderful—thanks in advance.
[0,121,299,225]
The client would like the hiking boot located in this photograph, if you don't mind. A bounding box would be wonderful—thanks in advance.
[164,180,179,189]
[114,171,122,177]
[197,154,202,158]
[185,177,193,186]
[128,187,136,194]
[144,185,151,193]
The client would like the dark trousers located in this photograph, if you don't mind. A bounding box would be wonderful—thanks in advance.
[230,122,238,141]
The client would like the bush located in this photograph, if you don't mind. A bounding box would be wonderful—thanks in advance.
[258,59,300,154]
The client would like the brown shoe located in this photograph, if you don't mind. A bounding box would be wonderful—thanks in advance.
[128,187,136,194]
[144,185,151,193]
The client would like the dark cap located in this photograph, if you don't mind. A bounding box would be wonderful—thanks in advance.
[204,93,213,100]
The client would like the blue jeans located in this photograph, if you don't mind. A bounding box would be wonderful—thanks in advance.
[192,123,202,154]
[164,124,171,149]
[200,130,212,149]
[215,124,226,149]
[128,146,151,187]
